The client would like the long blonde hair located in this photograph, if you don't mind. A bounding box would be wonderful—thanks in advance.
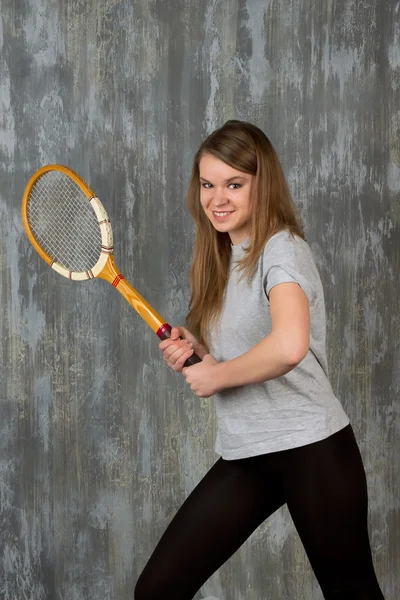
[185,120,305,350]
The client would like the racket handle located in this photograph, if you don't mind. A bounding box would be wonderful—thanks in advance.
[182,352,202,367]
[157,323,202,367]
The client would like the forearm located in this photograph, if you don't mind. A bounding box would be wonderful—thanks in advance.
[215,332,303,389]
[194,342,209,360]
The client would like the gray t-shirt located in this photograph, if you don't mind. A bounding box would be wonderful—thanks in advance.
[208,230,349,460]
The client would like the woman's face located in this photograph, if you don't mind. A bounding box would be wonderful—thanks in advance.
[199,153,254,246]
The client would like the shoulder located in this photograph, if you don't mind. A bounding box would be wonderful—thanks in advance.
[261,229,318,303]
[263,229,312,263]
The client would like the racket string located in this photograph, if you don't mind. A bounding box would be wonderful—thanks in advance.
[28,171,103,272]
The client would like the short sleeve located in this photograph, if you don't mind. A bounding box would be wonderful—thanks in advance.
[262,232,315,303]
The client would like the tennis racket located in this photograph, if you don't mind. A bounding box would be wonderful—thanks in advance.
[21,164,201,367]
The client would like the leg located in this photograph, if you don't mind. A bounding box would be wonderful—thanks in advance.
[282,425,385,599]
[134,455,285,600]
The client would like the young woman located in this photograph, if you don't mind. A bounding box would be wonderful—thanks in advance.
[134,121,385,599]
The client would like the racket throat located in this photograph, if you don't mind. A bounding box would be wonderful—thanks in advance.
[98,256,167,334]
[111,273,125,287]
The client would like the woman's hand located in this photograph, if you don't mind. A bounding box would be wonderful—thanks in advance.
[182,354,222,398]
[158,326,208,373]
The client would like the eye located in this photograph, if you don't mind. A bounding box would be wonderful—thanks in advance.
[229,183,241,189]
[201,182,212,189]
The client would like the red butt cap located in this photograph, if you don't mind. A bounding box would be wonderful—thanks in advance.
[156,323,172,340]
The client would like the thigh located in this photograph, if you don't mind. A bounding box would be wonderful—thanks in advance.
[134,455,285,600]
[283,425,384,599]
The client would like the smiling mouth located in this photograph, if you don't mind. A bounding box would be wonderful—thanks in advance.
[212,211,234,217]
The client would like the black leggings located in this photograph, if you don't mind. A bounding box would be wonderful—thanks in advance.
[134,425,384,599]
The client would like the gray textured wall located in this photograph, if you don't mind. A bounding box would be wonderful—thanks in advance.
[0,0,399,598]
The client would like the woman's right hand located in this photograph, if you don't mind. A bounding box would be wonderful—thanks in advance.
[158,326,208,372]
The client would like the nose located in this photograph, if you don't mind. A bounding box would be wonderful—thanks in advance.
[212,186,228,207]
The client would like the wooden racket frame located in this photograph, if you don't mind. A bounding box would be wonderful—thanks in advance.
[22,164,169,337]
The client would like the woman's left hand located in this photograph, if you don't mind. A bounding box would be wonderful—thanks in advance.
[182,354,222,398]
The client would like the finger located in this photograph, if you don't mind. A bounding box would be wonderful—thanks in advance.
[160,341,186,358]
[171,327,183,340]
[160,337,192,352]
[163,343,193,369]
[159,339,179,351]
[170,348,194,372]
[173,348,194,371]
[166,340,193,361]
[159,334,187,350]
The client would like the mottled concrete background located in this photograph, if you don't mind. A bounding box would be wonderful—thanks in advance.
[0,0,399,598]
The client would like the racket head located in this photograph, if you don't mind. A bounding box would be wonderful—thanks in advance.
[22,165,113,280]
